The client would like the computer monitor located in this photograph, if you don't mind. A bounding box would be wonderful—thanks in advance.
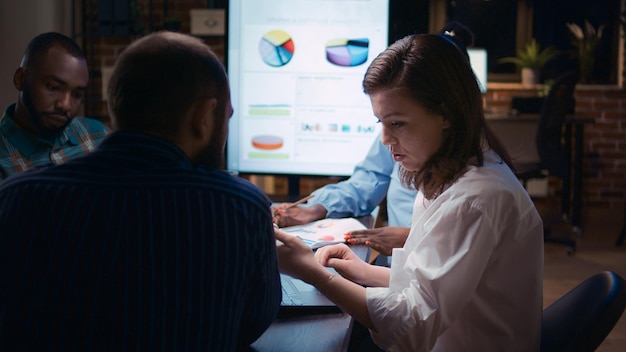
[226,0,390,177]
[468,48,488,93]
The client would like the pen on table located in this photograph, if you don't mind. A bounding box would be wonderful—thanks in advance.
[283,194,315,210]
[272,194,314,226]
[273,194,315,219]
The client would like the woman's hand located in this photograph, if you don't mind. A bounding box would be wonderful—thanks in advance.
[314,243,372,286]
[344,226,410,256]
[277,231,380,329]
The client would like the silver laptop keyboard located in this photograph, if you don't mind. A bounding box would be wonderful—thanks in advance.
[281,282,303,306]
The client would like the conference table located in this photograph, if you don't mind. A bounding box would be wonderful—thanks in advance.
[485,112,594,233]
[251,216,373,352]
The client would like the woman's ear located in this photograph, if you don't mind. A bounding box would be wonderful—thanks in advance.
[13,68,25,91]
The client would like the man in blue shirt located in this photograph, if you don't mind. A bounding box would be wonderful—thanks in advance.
[0,32,108,179]
[0,31,281,350]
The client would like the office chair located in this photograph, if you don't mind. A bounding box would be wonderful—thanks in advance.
[514,71,579,254]
[541,271,626,352]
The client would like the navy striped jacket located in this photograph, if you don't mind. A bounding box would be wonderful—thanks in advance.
[0,131,281,351]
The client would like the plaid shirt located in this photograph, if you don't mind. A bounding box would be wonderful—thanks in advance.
[0,104,108,180]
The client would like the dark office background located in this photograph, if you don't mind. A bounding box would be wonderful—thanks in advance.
[446,0,620,83]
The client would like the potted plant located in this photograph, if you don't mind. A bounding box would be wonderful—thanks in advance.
[566,20,605,84]
[499,38,559,85]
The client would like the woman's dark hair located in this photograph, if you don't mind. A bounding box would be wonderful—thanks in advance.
[362,34,513,199]
[107,31,229,138]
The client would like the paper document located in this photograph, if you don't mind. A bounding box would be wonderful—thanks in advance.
[280,218,366,249]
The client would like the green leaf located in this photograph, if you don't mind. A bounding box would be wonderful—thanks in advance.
[498,38,560,69]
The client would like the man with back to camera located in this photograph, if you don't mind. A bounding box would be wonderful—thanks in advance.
[0,31,281,350]
[0,32,108,180]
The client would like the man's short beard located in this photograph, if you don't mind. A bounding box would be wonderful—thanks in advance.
[194,119,226,169]
[22,84,69,139]
[195,141,224,169]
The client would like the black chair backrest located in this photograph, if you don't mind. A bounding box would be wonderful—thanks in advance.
[541,271,626,352]
[536,71,579,178]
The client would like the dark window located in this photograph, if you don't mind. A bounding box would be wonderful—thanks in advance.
[533,0,620,84]
[389,0,430,43]
[446,0,518,77]
[444,0,621,84]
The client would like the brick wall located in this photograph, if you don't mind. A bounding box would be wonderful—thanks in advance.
[79,0,225,125]
[576,88,626,209]
[483,85,626,211]
[82,1,626,214]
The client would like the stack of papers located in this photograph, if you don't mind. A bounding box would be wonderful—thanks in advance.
[279,217,366,249]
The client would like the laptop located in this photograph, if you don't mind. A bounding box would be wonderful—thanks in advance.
[275,220,370,318]
[278,269,341,318]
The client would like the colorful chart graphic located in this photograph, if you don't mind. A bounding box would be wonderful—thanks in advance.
[317,234,336,241]
[315,221,336,241]
[316,222,335,229]
[325,38,369,67]
[259,30,295,67]
[251,135,284,150]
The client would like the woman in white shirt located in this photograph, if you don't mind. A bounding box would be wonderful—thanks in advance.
[275,33,544,352]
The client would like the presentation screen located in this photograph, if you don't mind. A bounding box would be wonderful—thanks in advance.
[226,0,389,176]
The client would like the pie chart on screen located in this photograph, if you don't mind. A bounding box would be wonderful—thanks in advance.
[259,30,295,67]
[251,135,284,150]
[325,38,369,67]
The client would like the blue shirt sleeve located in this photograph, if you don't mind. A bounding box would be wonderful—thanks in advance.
[308,132,418,227]
[308,133,394,218]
